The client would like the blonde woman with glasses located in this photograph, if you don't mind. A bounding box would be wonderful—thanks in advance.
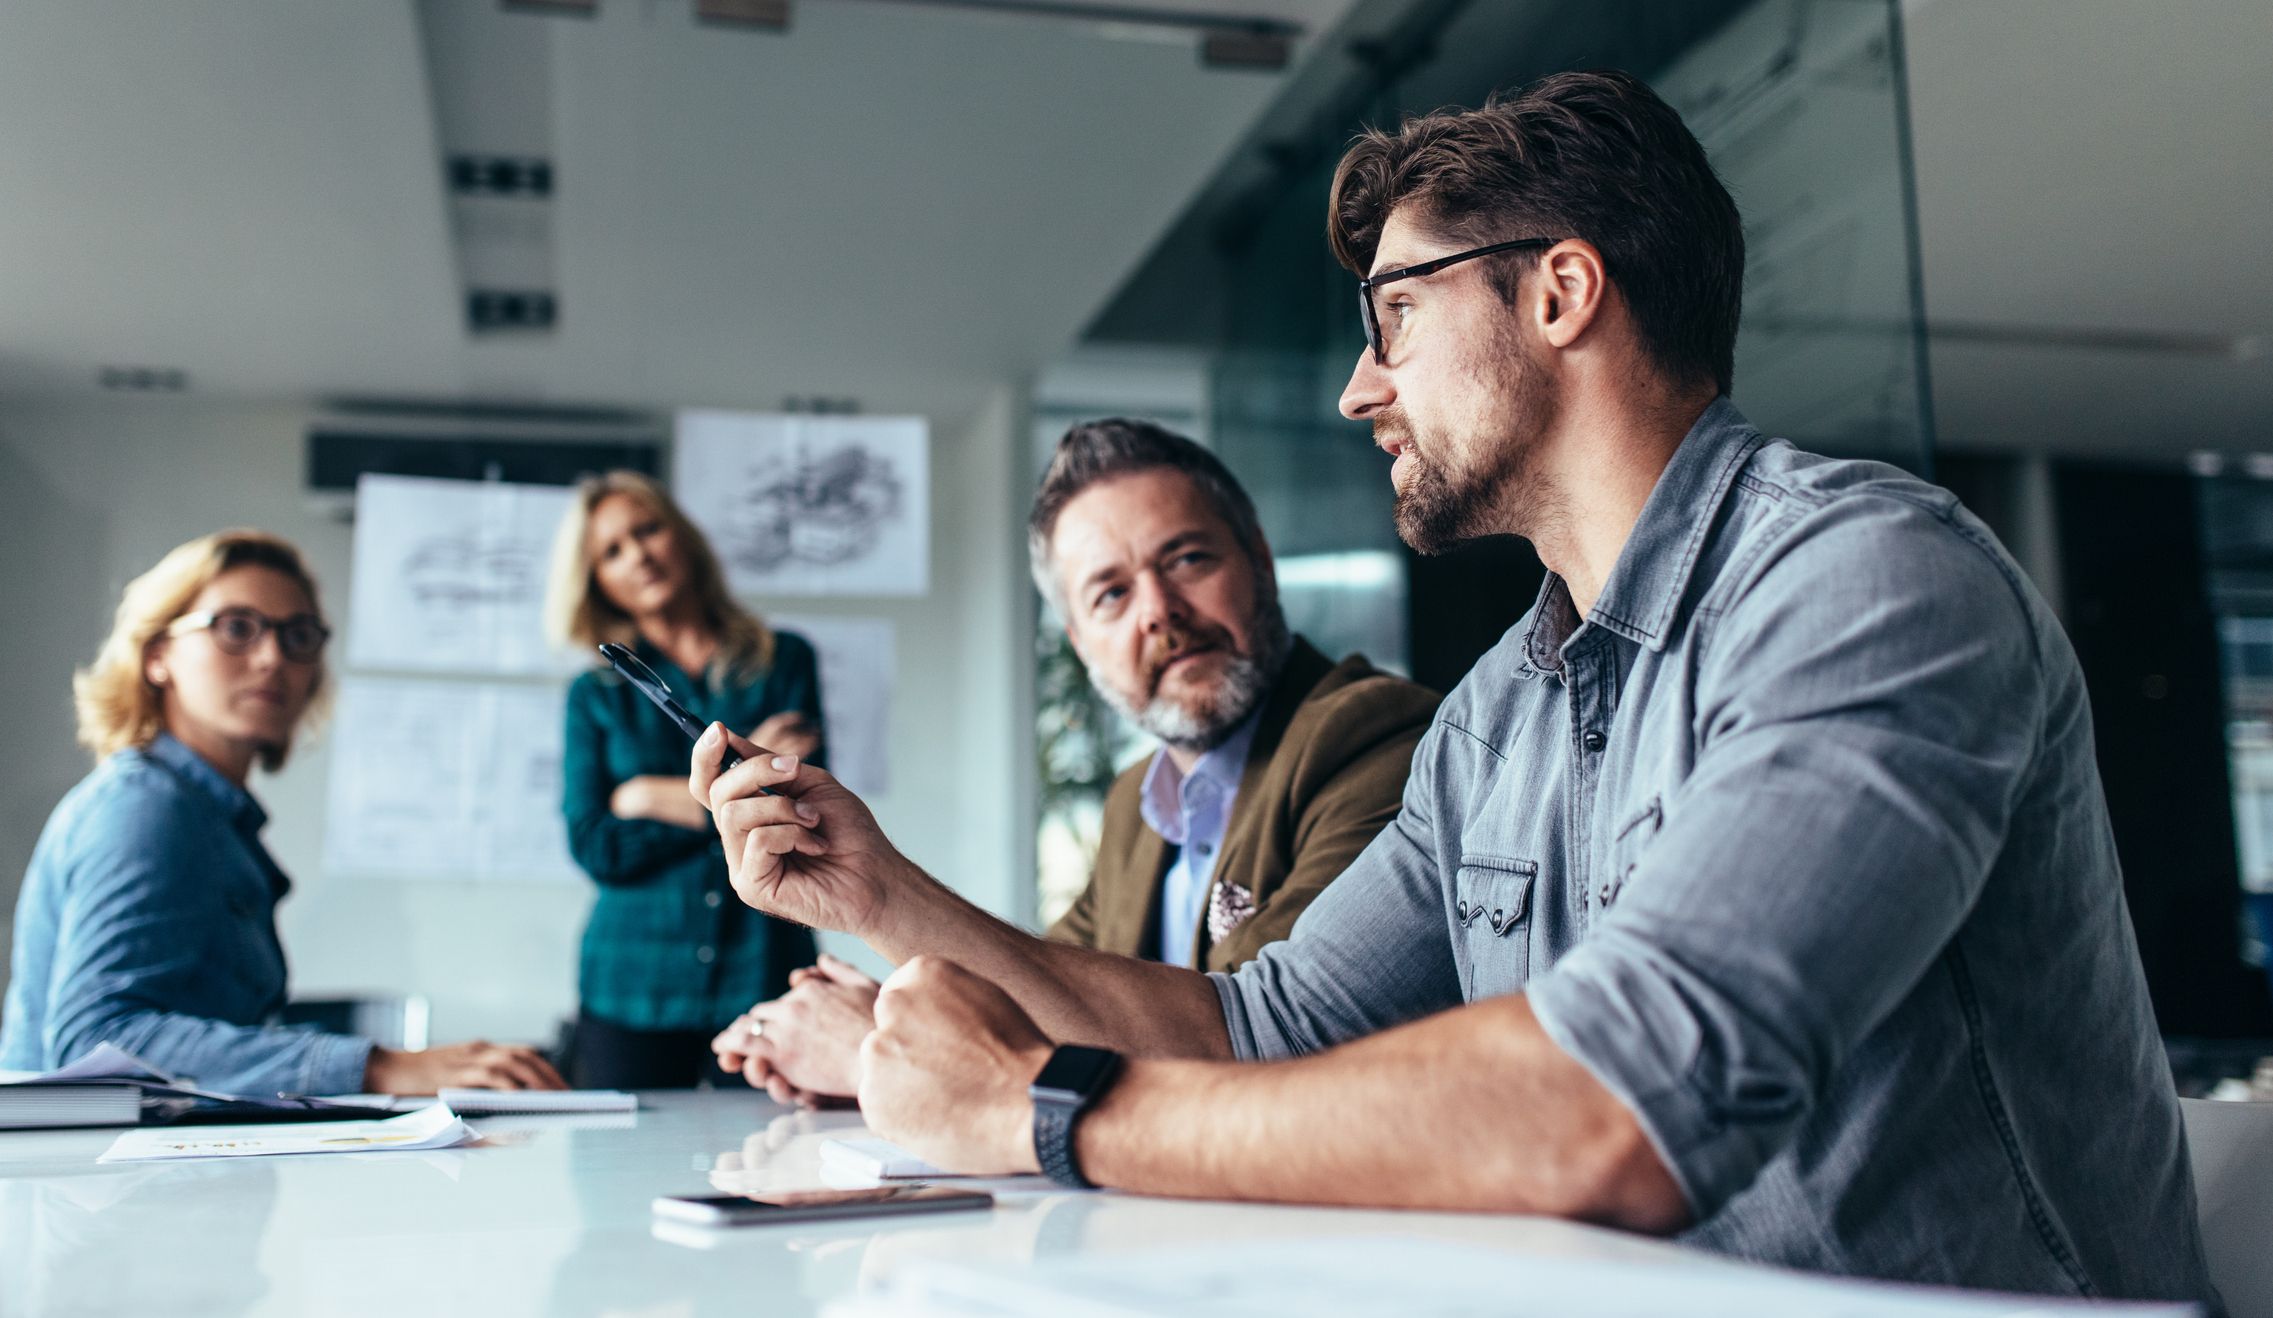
[0,530,565,1095]
[548,472,825,1089]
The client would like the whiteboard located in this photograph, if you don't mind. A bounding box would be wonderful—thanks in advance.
[346,474,580,676]
[770,614,895,797]
[320,676,580,884]
[672,412,930,598]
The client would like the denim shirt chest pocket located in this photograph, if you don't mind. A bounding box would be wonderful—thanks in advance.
[1454,856,1537,999]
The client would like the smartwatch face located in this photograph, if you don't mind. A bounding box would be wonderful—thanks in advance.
[1031,1046,1119,1104]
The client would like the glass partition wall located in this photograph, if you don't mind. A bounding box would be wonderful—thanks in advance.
[1033,0,1933,923]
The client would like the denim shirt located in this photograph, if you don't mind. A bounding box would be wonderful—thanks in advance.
[1139,712,1261,968]
[1213,400,2212,1302]
[0,734,370,1094]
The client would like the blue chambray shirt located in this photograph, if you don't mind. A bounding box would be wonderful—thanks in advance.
[1213,400,2213,1302]
[1139,711,1261,968]
[0,734,371,1094]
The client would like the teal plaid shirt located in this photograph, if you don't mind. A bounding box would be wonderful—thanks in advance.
[561,633,822,1032]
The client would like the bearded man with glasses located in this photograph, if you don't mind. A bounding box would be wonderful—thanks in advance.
[692,71,2211,1304]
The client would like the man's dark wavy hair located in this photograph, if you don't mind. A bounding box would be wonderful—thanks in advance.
[1328,69,1745,396]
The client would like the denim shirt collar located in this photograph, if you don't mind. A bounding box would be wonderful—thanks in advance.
[1523,397,1766,668]
[145,731,268,837]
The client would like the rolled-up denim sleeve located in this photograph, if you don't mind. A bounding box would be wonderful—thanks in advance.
[1526,500,2043,1217]
[45,797,372,1097]
[1213,722,1463,1059]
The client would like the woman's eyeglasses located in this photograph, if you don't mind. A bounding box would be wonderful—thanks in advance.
[168,607,332,663]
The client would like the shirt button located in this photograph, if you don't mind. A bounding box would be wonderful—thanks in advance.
[696,945,716,964]
[1581,729,1607,753]
[1195,843,1213,857]
[704,891,722,909]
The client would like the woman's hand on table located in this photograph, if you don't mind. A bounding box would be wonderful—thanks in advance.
[364,1041,567,1095]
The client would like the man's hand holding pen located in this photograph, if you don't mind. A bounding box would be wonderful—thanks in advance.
[688,722,924,942]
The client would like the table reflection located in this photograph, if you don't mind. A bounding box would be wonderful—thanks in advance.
[0,1161,279,1316]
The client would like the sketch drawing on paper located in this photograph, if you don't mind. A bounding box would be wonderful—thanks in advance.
[723,444,906,575]
[402,532,547,608]
[771,614,894,797]
[347,474,579,676]
[321,676,581,884]
[673,411,930,598]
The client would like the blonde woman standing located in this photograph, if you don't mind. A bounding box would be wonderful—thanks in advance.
[548,472,824,1088]
[0,530,564,1095]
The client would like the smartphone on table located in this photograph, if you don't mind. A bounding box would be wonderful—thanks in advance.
[652,1185,994,1227]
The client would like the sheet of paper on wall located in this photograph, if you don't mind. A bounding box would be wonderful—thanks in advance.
[322,675,581,883]
[769,614,894,795]
[832,1236,2202,1318]
[673,411,930,597]
[346,474,580,676]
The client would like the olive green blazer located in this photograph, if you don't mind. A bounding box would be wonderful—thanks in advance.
[1046,637,1440,972]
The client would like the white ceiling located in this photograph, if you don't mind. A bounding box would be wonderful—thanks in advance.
[0,0,1357,419]
[2,0,2263,463]
[1903,0,2273,459]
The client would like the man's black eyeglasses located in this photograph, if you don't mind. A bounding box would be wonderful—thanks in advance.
[168,607,331,664]
[1357,237,1565,365]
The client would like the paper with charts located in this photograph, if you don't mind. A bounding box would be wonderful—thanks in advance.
[98,1103,475,1163]
[673,411,929,597]
[347,474,579,676]
[770,614,894,796]
[322,676,580,884]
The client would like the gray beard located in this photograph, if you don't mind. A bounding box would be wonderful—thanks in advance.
[1095,606,1291,754]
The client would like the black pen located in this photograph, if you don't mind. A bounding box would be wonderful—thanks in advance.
[596,643,762,787]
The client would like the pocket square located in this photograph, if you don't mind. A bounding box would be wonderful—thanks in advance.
[1207,880,1257,943]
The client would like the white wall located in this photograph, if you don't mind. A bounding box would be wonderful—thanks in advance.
[0,390,1034,1046]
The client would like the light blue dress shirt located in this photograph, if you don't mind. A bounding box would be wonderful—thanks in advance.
[0,733,371,1095]
[1138,712,1261,968]
[1211,400,2211,1301]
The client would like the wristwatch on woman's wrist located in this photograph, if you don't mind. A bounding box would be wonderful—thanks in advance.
[1029,1044,1123,1189]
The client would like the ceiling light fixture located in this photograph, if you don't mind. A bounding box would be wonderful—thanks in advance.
[697,0,792,29]
[97,366,189,393]
[824,0,1301,70]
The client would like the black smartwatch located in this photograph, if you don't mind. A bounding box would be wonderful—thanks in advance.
[1029,1044,1123,1189]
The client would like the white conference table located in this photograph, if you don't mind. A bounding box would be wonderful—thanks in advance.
[0,1088,1712,1317]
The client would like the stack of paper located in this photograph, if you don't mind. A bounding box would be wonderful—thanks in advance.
[0,1083,146,1130]
[96,1102,477,1163]
[0,1043,175,1129]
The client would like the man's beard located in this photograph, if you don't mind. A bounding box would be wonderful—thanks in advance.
[1094,594,1292,754]
[1383,330,1560,555]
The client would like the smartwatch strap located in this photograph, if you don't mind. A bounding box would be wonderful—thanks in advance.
[1033,1095,1096,1190]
